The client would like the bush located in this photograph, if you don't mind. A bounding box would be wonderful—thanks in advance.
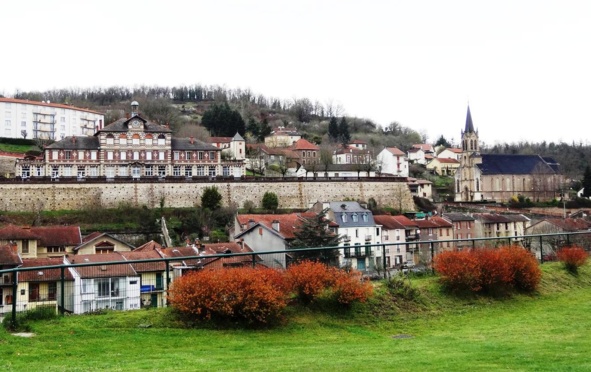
[285,261,372,306]
[557,246,589,273]
[2,305,57,332]
[385,274,419,300]
[285,261,334,304]
[330,269,373,306]
[168,267,288,325]
[262,192,279,211]
[434,246,541,294]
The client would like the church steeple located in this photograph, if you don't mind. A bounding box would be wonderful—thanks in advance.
[464,105,475,133]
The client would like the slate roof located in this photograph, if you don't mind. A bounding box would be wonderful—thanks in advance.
[171,138,219,151]
[97,115,172,134]
[465,106,475,133]
[19,258,74,282]
[329,202,376,227]
[442,213,475,222]
[477,154,559,175]
[45,136,100,150]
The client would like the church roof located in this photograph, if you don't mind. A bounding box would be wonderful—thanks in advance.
[477,154,559,175]
[465,106,475,133]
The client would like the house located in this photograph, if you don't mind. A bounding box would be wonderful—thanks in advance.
[209,133,246,162]
[386,215,421,265]
[426,157,460,176]
[373,215,408,267]
[407,148,426,165]
[437,147,462,161]
[311,201,382,271]
[120,249,168,308]
[234,213,316,268]
[412,216,453,262]
[525,218,591,259]
[0,97,104,140]
[455,106,563,203]
[15,101,245,179]
[472,213,531,244]
[291,138,320,166]
[376,147,409,177]
[408,178,433,200]
[332,145,372,165]
[348,140,368,150]
[17,257,75,315]
[63,252,141,314]
[0,243,22,316]
[442,213,476,250]
[30,226,82,258]
[74,232,135,255]
[412,143,435,154]
[264,128,301,148]
[0,225,41,259]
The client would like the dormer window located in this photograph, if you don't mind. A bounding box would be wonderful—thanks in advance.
[362,213,368,222]
[351,213,358,222]
[158,134,165,146]
[106,134,114,145]
[341,213,347,223]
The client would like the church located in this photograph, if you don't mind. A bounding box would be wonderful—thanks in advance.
[454,107,563,203]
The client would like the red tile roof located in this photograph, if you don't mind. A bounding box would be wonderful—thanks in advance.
[66,252,137,278]
[209,137,233,143]
[134,240,164,252]
[291,138,319,150]
[433,158,460,164]
[19,258,74,281]
[0,225,40,240]
[374,215,407,230]
[386,147,405,156]
[120,250,166,272]
[31,226,82,247]
[0,244,22,266]
[236,213,317,240]
[543,218,591,232]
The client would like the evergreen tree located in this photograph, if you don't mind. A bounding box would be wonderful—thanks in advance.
[338,117,351,147]
[258,117,272,142]
[201,102,246,137]
[246,117,259,139]
[435,135,451,148]
[262,191,279,211]
[328,116,339,142]
[201,186,223,210]
[583,166,591,197]
[290,209,341,263]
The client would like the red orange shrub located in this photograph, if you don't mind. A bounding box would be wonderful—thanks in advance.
[284,261,334,304]
[330,269,373,306]
[434,246,541,293]
[168,267,288,325]
[557,246,589,273]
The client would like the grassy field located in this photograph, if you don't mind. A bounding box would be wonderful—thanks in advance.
[1,263,590,371]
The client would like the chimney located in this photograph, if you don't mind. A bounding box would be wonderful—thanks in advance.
[190,136,194,144]
[272,220,280,232]
[248,219,255,228]
[239,238,245,251]
[71,136,76,144]
[125,112,130,119]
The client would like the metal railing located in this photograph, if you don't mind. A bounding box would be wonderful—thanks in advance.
[0,231,589,326]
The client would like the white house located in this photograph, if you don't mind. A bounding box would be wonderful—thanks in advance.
[373,215,408,267]
[311,201,382,271]
[376,147,409,177]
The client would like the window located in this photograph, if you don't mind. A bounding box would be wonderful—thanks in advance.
[120,151,127,160]
[197,166,204,176]
[89,166,98,177]
[158,165,166,177]
[352,213,358,222]
[22,240,29,254]
[52,150,58,160]
[145,136,153,146]
[48,282,57,301]
[78,150,85,160]
[363,214,368,222]
[29,283,40,302]
[341,213,347,223]
[77,167,85,179]
[184,166,192,177]
[51,166,59,178]
[21,165,30,178]
[119,166,128,176]
[90,151,97,160]
[173,166,181,176]
[209,151,215,160]
[157,135,165,145]
[107,151,113,160]
[63,166,72,177]
[133,151,139,160]
[355,229,359,238]
[173,152,180,160]
[158,151,165,160]
[302,151,306,158]
[344,243,351,258]
[132,166,141,178]
[223,166,230,176]
[198,152,203,160]
[145,166,153,177]
[64,150,71,160]
[132,135,140,145]
[208,166,216,177]
[376,228,380,236]
[119,137,127,145]
[185,151,192,160]
[146,151,152,160]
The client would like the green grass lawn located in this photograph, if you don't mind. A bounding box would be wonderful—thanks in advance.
[2,263,591,371]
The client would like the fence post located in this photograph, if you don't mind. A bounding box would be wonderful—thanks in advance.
[11,270,18,327]
[566,234,571,246]
[472,239,476,249]
[252,253,256,268]
[382,245,387,279]
[60,266,65,315]
[539,236,544,264]
[430,241,435,274]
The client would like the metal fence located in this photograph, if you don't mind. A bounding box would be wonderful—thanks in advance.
[1,231,590,326]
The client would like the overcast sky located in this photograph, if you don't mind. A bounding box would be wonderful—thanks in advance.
[3,0,590,146]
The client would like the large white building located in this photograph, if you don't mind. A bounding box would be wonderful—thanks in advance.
[1,98,104,140]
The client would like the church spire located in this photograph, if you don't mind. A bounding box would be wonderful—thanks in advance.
[464,105,475,133]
